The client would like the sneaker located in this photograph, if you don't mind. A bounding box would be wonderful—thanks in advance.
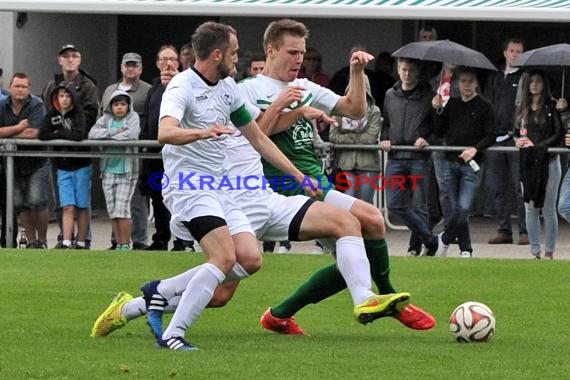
[260,308,307,335]
[518,233,530,245]
[171,239,195,252]
[394,304,436,330]
[276,246,291,254]
[544,251,553,260]
[107,243,117,250]
[407,249,420,257]
[35,241,47,249]
[141,280,167,339]
[90,292,133,337]
[155,336,198,351]
[132,242,149,250]
[115,244,131,252]
[145,241,168,251]
[460,251,472,258]
[488,233,513,244]
[435,232,449,257]
[354,292,411,325]
[26,241,37,249]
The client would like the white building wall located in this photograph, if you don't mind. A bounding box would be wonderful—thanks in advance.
[0,12,15,89]
[223,16,404,77]
[9,12,118,96]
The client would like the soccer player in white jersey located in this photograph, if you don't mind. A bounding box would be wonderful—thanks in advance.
[91,100,412,340]
[134,21,410,351]
[238,19,437,332]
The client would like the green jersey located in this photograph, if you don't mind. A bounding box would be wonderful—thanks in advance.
[239,74,339,195]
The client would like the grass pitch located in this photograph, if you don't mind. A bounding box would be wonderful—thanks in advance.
[0,250,568,379]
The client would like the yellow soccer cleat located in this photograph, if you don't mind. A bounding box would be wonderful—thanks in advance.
[354,292,411,325]
[90,291,133,337]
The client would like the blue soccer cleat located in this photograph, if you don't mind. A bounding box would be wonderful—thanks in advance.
[140,280,168,339]
[155,336,199,351]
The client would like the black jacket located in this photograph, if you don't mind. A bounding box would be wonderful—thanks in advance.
[39,84,91,171]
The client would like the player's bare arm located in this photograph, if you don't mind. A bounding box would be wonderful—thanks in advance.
[332,51,374,119]
[158,116,234,145]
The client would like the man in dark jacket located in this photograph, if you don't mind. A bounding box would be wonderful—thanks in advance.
[42,44,100,248]
[380,58,443,257]
[483,38,529,246]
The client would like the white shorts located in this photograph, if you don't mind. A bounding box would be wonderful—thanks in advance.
[163,189,253,241]
[229,189,311,241]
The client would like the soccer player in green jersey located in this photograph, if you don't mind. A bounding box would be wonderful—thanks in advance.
[240,19,436,333]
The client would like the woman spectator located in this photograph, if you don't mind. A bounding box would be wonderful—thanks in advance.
[329,75,381,205]
[514,70,564,259]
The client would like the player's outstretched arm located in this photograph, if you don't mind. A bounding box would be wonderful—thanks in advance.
[332,50,374,119]
[158,116,234,145]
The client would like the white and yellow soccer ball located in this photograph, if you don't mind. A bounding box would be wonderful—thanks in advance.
[449,301,495,343]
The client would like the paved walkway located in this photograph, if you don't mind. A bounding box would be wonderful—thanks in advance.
[38,212,569,260]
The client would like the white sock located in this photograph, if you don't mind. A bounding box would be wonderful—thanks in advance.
[157,265,204,299]
[63,239,72,247]
[335,236,374,305]
[122,297,147,320]
[222,262,250,283]
[163,263,225,340]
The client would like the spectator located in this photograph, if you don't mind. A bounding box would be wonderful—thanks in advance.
[418,25,438,41]
[89,91,140,251]
[484,38,529,245]
[329,74,381,205]
[138,45,195,252]
[514,70,563,259]
[557,99,570,225]
[0,73,49,248]
[380,58,442,257]
[42,44,100,248]
[427,63,459,232]
[100,52,152,250]
[432,67,496,258]
[242,53,266,80]
[179,42,195,71]
[39,84,92,249]
[298,47,331,141]
[297,47,330,87]
[371,51,396,109]
[417,26,441,83]
[0,68,8,101]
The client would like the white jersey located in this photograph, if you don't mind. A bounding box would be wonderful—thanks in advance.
[160,68,253,189]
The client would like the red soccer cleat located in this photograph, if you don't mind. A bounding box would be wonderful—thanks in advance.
[394,304,436,330]
[260,308,307,335]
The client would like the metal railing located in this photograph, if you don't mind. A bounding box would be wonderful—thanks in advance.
[2,139,569,247]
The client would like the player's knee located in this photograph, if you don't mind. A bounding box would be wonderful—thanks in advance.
[238,254,263,275]
[336,212,362,237]
[358,207,385,238]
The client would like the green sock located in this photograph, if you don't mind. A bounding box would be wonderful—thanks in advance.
[364,239,397,294]
[271,264,346,318]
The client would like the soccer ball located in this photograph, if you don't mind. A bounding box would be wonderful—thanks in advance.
[449,301,495,343]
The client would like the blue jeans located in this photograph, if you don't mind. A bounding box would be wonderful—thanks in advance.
[343,170,378,205]
[558,166,570,223]
[385,159,436,250]
[488,139,527,236]
[525,157,561,255]
[431,151,452,229]
[442,160,482,253]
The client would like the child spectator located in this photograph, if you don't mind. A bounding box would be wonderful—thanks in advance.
[39,84,92,249]
[88,91,140,251]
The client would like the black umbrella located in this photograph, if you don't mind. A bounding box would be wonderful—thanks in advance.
[391,40,497,71]
[513,43,570,97]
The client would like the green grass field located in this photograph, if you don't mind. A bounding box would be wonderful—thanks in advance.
[1,250,568,379]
